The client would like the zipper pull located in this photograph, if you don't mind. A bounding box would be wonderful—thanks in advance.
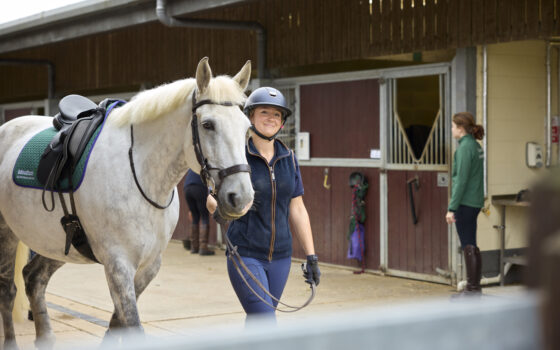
[270,167,275,181]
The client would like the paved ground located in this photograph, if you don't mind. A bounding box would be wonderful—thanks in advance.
[2,240,526,349]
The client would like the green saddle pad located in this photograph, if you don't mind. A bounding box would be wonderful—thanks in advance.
[13,125,102,191]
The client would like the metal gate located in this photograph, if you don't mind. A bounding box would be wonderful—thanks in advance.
[380,64,452,283]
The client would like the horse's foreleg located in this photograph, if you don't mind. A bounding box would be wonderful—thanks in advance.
[134,255,162,299]
[0,219,20,350]
[22,254,65,349]
[108,255,162,329]
[103,258,142,339]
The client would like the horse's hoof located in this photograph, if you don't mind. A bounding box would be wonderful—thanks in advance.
[4,339,20,350]
[102,328,123,347]
[35,333,56,350]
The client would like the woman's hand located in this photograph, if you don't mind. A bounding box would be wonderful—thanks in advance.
[445,211,456,224]
[206,195,217,214]
[303,255,321,286]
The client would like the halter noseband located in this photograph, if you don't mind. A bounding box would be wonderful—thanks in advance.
[191,90,251,195]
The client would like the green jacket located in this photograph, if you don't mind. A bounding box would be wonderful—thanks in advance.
[449,134,484,211]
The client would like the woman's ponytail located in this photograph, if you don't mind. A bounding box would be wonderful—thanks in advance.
[471,124,485,140]
[453,112,484,140]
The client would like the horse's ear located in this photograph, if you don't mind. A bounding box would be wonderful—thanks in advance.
[196,57,212,94]
[233,60,251,91]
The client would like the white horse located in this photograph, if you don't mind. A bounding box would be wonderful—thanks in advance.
[0,57,254,349]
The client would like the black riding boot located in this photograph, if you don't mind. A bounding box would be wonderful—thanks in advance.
[199,224,215,256]
[190,224,199,254]
[452,245,482,299]
[465,245,482,293]
[182,235,191,250]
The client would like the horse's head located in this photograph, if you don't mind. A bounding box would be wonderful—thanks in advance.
[189,57,254,220]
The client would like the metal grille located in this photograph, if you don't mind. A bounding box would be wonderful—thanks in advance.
[276,87,296,150]
[388,79,447,165]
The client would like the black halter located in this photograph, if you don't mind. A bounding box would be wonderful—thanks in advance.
[129,90,250,210]
[190,90,251,195]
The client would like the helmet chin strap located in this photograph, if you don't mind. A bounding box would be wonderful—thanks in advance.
[250,122,285,141]
[250,125,275,141]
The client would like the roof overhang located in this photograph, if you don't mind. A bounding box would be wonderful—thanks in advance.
[0,0,251,55]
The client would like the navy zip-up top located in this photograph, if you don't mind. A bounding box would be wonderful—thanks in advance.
[227,137,304,261]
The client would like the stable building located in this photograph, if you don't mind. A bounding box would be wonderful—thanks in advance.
[1,0,558,286]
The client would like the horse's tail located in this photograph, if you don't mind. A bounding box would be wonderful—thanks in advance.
[13,242,29,322]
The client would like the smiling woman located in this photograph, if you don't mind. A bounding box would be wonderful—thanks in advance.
[252,106,283,140]
[207,86,320,324]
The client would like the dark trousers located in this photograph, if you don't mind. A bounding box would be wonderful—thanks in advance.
[455,205,481,248]
[227,255,291,321]
[184,184,209,225]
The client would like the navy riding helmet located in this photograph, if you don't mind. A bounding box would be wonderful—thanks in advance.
[244,87,292,141]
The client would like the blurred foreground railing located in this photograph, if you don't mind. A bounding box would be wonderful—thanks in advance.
[70,293,541,350]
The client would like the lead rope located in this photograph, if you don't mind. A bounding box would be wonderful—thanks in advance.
[217,218,316,312]
[190,89,314,311]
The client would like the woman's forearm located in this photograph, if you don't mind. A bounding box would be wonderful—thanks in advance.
[289,197,315,256]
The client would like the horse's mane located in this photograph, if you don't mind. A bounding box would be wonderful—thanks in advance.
[109,75,247,127]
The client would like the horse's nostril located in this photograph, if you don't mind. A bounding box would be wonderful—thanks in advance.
[228,192,238,208]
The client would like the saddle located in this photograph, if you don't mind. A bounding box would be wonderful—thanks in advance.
[37,95,107,189]
[36,94,116,264]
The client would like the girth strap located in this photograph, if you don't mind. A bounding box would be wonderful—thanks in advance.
[58,187,99,263]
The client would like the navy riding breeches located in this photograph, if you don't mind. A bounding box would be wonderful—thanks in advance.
[227,255,291,322]
[184,184,209,225]
[454,205,481,248]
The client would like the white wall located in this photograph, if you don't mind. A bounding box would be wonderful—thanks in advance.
[476,40,556,251]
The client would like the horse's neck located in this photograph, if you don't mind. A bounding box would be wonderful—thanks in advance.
[130,108,193,204]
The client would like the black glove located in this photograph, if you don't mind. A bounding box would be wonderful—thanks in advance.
[302,254,321,286]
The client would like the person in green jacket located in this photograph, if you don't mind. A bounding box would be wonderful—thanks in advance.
[446,112,485,296]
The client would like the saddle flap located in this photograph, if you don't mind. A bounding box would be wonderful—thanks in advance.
[67,112,104,165]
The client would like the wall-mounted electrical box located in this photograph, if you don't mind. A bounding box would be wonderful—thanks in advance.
[437,173,449,187]
[296,132,310,160]
[526,142,543,168]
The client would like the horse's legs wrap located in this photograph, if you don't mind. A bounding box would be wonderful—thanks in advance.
[22,254,65,348]
[0,213,20,349]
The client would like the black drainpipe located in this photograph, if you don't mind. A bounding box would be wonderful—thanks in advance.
[156,0,267,79]
[0,59,55,114]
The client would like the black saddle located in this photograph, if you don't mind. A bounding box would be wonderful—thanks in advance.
[37,95,109,190]
[53,94,99,130]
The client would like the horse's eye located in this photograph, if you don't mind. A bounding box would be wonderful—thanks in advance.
[202,121,214,130]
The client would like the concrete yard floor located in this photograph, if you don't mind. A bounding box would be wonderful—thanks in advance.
[2,240,526,349]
